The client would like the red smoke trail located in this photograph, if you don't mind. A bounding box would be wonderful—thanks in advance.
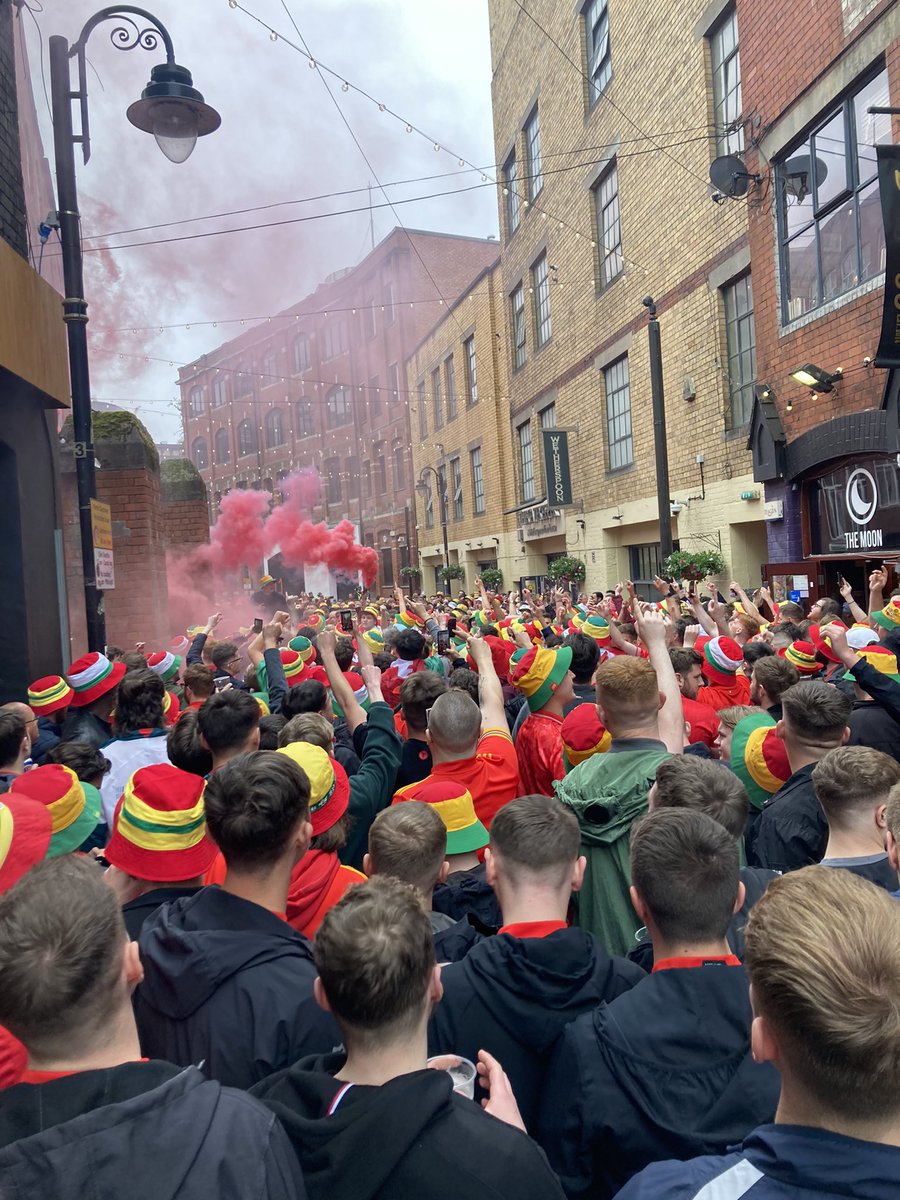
[199,488,271,571]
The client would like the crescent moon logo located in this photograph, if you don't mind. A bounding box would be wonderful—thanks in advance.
[845,468,878,526]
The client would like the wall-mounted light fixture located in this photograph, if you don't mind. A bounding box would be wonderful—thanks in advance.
[789,364,843,392]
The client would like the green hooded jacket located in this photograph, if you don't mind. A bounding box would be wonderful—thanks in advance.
[554,742,671,956]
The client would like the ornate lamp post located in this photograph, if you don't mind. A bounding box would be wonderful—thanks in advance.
[416,462,450,586]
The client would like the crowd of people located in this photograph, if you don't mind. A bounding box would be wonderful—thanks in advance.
[0,567,899,1198]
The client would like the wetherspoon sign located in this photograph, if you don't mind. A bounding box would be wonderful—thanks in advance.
[541,428,574,507]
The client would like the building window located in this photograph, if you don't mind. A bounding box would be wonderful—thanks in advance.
[511,283,527,370]
[503,151,520,236]
[189,387,204,416]
[292,334,310,373]
[214,428,230,465]
[518,420,535,501]
[445,356,457,420]
[464,336,478,405]
[776,68,889,323]
[393,445,406,489]
[628,541,680,600]
[191,436,208,469]
[604,356,633,470]
[237,420,258,457]
[261,351,278,382]
[723,274,756,428]
[326,384,352,429]
[295,397,314,437]
[710,7,742,156]
[451,456,463,520]
[388,362,400,404]
[418,380,428,436]
[471,446,485,514]
[364,302,377,340]
[323,321,348,360]
[370,376,381,416]
[584,0,611,106]
[594,160,623,288]
[383,282,395,325]
[377,449,387,495]
[212,378,228,408]
[432,368,443,429]
[234,368,254,399]
[265,408,285,448]
[325,457,342,504]
[532,252,552,348]
[540,402,557,430]
[525,105,543,200]
[346,456,360,500]
[363,461,373,499]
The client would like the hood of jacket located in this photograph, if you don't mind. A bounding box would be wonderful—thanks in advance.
[0,1063,259,1200]
[253,1052,456,1200]
[594,964,779,1143]
[286,850,341,930]
[451,929,642,1052]
[137,885,315,1021]
[558,748,668,846]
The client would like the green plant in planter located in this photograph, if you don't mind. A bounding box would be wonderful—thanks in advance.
[438,564,466,581]
[399,565,422,579]
[479,567,504,591]
[547,556,587,585]
[662,549,726,582]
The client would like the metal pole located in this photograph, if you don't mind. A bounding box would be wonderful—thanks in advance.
[49,35,106,653]
[645,297,673,561]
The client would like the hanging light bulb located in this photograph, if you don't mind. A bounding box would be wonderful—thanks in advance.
[269,29,277,41]
[341,81,349,92]
[378,102,386,111]
[308,58,316,68]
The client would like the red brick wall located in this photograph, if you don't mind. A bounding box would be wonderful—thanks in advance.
[160,497,209,548]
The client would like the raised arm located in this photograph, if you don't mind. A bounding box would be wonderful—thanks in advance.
[729,582,764,626]
[634,602,684,754]
[317,630,368,733]
[839,577,868,627]
[868,566,888,619]
[464,633,508,733]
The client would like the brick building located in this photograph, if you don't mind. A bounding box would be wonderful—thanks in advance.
[739,0,899,605]
[408,258,520,593]
[178,228,498,594]
[486,0,770,595]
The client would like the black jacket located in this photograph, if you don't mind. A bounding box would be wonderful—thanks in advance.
[252,1051,566,1200]
[746,763,826,873]
[59,708,112,750]
[627,866,779,971]
[537,963,780,1199]
[429,929,643,1129]
[850,657,900,722]
[122,885,203,940]
[432,862,503,928]
[848,699,900,762]
[134,886,340,1089]
[433,913,494,963]
[0,1060,305,1200]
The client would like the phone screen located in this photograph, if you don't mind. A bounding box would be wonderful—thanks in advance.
[214,676,231,692]
[447,617,457,635]
[436,629,450,653]
[253,617,263,634]
[340,609,354,633]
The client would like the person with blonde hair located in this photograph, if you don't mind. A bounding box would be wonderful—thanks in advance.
[617,866,900,1197]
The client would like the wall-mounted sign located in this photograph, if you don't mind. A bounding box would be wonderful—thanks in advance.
[807,457,900,554]
[518,502,564,542]
[541,429,574,506]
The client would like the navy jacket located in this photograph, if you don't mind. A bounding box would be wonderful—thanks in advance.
[30,715,62,764]
[615,1124,900,1199]
[134,886,340,1089]
[746,764,826,873]
[252,1051,565,1200]
[0,1060,305,1200]
[432,862,503,928]
[537,963,780,1199]
[429,928,643,1129]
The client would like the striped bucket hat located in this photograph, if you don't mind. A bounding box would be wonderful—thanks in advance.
[780,640,823,676]
[0,794,52,892]
[105,764,215,882]
[27,675,74,716]
[65,652,126,708]
[392,778,488,854]
[10,764,102,857]
[561,704,611,770]
[147,650,182,683]
[730,711,792,811]
[701,636,744,686]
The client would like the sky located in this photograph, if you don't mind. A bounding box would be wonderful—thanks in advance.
[21,0,499,442]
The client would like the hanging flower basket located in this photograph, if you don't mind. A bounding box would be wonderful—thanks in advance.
[438,564,466,581]
[547,556,587,585]
[399,565,422,579]
[479,567,504,590]
[662,549,726,583]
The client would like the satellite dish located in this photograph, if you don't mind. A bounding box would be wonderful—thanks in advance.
[709,154,759,198]
[783,153,829,203]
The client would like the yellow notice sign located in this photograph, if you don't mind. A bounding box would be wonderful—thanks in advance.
[90,499,113,550]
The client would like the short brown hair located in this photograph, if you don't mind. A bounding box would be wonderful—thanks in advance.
[595,657,659,730]
[489,794,580,888]
[630,808,739,943]
[400,671,449,732]
[744,866,900,1120]
[716,704,756,732]
[122,650,149,672]
[780,682,851,750]
[654,756,750,839]
[427,690,481,754]
[886,781,900,843]
[812,746,900,828]
[0,857,124,1059]
[279,712,334,750]
[669,647,703,675]
[752,656,800,703]
[183,663,215,700]
[368,802,447,894]
[314,876,435,1044]
[203,750,309,871]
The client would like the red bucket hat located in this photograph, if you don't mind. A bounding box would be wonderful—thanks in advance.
[106,764,216,882]
[0,795,53,892]
[561,704,611,769]
[27,675,74,716]
[277,743,350,836]
[66,652,126,707]
[700,636,744,686]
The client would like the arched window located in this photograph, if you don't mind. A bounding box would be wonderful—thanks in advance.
[214,427,230,464]
[237,420,258,457]
[295,397,314,437]
[292,334,310,374]
[191,436,208,469]
[261,351,278,383]
[189,387,204,415]
[212,378,228,408]
[265,408,285,448]
[234,366,255,399]
[326,384,352,430]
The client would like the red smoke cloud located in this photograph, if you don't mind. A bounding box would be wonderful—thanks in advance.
[195,469,378,587]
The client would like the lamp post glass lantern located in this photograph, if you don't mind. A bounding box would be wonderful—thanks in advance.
[49,7,220,651]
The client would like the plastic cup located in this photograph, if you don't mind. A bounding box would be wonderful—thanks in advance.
[426,1053,477,1099]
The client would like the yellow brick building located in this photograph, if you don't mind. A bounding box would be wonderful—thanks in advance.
[407,259,521,594]
[486,0,769,595]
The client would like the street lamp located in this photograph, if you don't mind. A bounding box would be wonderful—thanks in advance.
[643,296,673,562]
[416,464,450,587]
[49,7,221,652]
